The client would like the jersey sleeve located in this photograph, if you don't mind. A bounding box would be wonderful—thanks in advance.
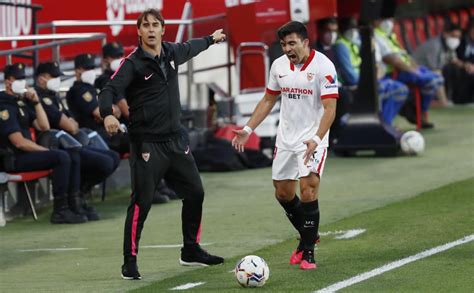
[318,55,339,100]
[266,62,281,95]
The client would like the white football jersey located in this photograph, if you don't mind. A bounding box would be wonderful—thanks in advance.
[266,50,339,151]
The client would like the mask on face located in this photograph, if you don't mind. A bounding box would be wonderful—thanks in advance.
[344,29,361,45]
[81,69,96,85]
[46,77,61,92]
[110,58,123,72]
[12,79,27,95]
[445,37,460,50]
[380,19,394,35]
[330,31,338,45]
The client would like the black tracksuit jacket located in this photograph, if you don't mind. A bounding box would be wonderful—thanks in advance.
[99,37,213,142]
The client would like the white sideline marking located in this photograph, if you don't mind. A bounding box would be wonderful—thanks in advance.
[315,234,474,293]
[170,282,206,290]
[142,243,213,249]
[334,229,366,239]
[18,248,88,252]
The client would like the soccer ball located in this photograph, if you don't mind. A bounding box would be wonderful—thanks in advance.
[400,131,425,155]
[235,255,270,287]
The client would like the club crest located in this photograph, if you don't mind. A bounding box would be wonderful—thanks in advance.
[307,72,315,81]
[142,152,150,162]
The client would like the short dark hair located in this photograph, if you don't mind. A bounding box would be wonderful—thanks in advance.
[137,9,165,28]
[444,21,462,33]
[277,21,308,40]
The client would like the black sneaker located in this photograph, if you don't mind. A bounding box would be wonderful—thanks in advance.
[82,203,100,221]
[50,208,88,224]
[179,245,224,266]
[121,260,141,280]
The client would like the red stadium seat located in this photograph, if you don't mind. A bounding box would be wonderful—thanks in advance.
[470,7,474,18]
[414,17,428,44]
[435,14,445,35]
[393,20,405,48]
[449,11,460,26]
[459,9,470,29]
[401,18,418,53]
[426,15,438,37]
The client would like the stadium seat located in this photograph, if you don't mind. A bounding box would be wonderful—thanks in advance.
[401,18,418,53]
[470,7,474,18]
[459,9,470,29]
[435,14,445,35]
[5,170,52,220]
[426,15,438,37]
[449,11,460,26]
[393,20,405,48]
[414,17,428,44]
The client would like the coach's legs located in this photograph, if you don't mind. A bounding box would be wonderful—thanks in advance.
[123,142,168,258]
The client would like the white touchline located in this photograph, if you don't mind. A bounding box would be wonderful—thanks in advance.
[315,234,474,293]
[170,282,206,290]
[18,248,88,252]
[334,229,366,240]
[142,243,213,249]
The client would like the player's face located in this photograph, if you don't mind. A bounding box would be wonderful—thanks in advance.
[138,14,165,48]
[280,33,310,65]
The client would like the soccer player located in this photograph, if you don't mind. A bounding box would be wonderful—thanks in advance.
[232,21,338,270]
[98,9,225,280]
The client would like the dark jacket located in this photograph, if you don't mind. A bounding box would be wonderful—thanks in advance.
[99,37,213,142]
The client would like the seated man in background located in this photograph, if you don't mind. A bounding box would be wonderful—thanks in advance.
[0,63,87,224]
[314,17,338,63]
[373,17,443,128]
[35,61,121,218]
[455,18,474,104]
[334,17,407,125]
[95,42,129,122]
[66,53,129,154]
[414,22,463,106]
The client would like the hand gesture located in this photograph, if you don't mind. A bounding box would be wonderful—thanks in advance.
[24,88,39,103]
[232,128,250,152]
[302,139,318,165]
[211,29,226,44]
[104,115,124,135]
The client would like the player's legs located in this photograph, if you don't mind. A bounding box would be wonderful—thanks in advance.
[165,136,223,266]
[122,142,169,279]
[297,147,328,270]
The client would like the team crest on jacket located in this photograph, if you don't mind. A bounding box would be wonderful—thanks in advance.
[142,152,150,162]
[307,72,315,81]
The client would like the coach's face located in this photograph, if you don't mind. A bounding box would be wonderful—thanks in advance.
[138,14,165,48]
[280,33,309,65]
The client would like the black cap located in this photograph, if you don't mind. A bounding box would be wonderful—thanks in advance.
[3,63,26,79]
[102,42,124,58]
[36,61,64,77]
[74,53,96,69]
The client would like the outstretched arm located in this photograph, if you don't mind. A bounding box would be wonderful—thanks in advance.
[232,92,279,152]
[173,29,226,65]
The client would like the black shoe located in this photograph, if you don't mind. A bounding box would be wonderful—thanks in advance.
[152,192,170,204]
[180,245,224,266]
[82,203,100,221]
[50,208,88,224]
[421,120,434,129]
[121,259,141,280]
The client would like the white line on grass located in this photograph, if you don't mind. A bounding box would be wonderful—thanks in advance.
[315,234,474,293]
[334,229,366,239]
[142,243,213,249]
[170,282,206,290]
[18,248,88,252]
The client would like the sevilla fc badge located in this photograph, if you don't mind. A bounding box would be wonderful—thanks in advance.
[307,72,315,81]
[142,152,150,162]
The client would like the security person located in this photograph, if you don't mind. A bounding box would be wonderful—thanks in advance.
[0,63,87,224]
[95,42,130,122]
[99,9,225,280]
[35,61,122,220]
[66,53,129,154]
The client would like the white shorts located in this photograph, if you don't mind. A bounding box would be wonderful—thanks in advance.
[272,147,328,180]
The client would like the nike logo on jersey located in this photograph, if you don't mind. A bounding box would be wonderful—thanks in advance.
[278,74,287,78]
[144,73,154,80]
[184,145,190,155]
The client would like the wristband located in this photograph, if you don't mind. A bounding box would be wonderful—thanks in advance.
[311,135,322,145]
[243,125,253,135]
[31,100,39,106]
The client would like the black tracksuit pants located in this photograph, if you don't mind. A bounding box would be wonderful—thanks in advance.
[123,135,204,257]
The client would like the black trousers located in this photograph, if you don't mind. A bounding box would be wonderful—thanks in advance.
[79,146,120,190]
[123,136,204,257]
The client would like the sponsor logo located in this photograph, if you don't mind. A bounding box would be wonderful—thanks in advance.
[142,152,150,162]
[106,0,164,36]
[303,220,315,228]
[144,73,154,80]
[325,75,337,84]
[0,0,32,48]
[281,87,313,100]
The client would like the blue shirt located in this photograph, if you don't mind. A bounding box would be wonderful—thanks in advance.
[333,42,359,86]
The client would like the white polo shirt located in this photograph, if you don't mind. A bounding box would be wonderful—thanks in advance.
[266,49,339,152]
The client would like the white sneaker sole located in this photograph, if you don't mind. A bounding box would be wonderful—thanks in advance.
[121,273,142,280]
[179,259,209,267]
